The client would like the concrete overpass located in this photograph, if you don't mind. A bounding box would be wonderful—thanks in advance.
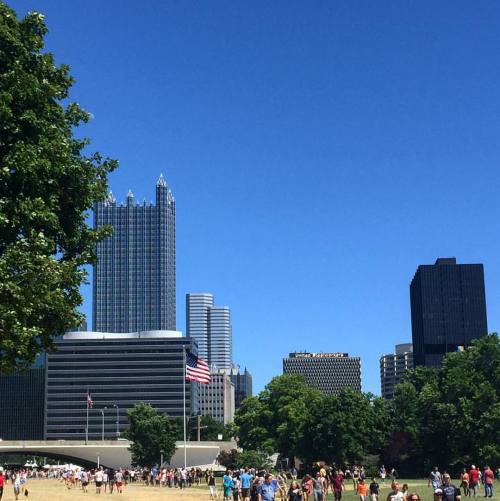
[0,440,237,469]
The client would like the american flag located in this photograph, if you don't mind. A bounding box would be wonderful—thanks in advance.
[87,393,93,409]
[185,351,211,384]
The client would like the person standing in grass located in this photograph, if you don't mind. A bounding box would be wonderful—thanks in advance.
[114,469,124,494]
[369,478,379,501]
[357,478,368,501]
[460,469,469,497]
[330,471,344,501]
[387,481,405,501]
[379,466,386,484]
[13,471,21,501]
[429,467,443,492]
[208,471,218,500]
[301,475,313,501]
[95,468,104,494]
[258,473,277,501]
[312,472,326,501]
[402,484,409,499]
[81,470,89,493]
[468,466,479,498]
[223,470,235,501]
[288,481,302,501]
[483,466,493,498]
[440,473,461,501]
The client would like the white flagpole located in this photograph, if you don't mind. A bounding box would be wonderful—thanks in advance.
[85,387,89,445]
[183,345,187,469]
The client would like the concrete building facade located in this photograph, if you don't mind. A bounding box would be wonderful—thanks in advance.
[380,343,414,399]
[283,352,361,395]
[45,331,197,440]
[197,371,235,424]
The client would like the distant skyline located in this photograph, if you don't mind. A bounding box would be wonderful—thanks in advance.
[9,0,500,394]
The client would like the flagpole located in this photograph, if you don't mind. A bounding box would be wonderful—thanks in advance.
[183,345,187,469]
[85,387,89,445]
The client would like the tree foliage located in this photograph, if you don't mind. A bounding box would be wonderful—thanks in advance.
[234,374,322,457]
[217,448,239,469]
[123,403,177,467]
[235,450,271,470]
[189,415,235,441]
[234,335,500,474]
[296,389,391,465]
[0,2,117,372]
[384,333,500,473]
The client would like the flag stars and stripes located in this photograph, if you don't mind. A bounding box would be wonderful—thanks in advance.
[185,351,210,384]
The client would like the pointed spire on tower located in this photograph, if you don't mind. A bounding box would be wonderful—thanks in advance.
[126,189,134,206]
[157,173,167,188]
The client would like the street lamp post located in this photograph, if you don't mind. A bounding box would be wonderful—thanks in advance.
[160,449,164,468]
[112,404,120,438]
[99,409,105,441]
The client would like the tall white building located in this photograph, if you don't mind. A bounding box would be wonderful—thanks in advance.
[186,294,232,370]
[186,293,213,361]
[380,343,413,399]
[198,371,235,424]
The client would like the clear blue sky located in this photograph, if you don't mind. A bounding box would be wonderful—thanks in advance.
[9,0,500,394]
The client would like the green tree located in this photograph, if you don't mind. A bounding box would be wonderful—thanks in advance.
[123,403,177,467]
[235,374,322,458]
[190,415,226,441]
[296,389,380,465]
[234,396,274,452]
[0,3,117,372]
[389,333,500,473]
[235,450,271,470]
[217,449,238,469]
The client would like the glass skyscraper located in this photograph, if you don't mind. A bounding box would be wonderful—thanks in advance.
[410,257,488,367]
[186,293,232,370]
[93,175,176,332]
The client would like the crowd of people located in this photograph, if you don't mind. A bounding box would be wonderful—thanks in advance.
[0,461,498,500]
[0,467,31,500]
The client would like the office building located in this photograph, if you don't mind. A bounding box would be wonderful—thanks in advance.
[380,343,413,399]
[186,293,232,370]
[45,331,197,440]
[410,257,488,367]
[198,371,235,424]
[0,355,46,440]
[93,175,176,333]
[227,366,253,408]
[283,352,361,395]
[186,293,213,361]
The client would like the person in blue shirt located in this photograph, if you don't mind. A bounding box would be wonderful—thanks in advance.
[223,470,235,501]
[258,473,277,501]
[241,468,254,501]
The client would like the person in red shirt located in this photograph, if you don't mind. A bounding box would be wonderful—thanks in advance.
[468,466,479,498]
[0,466,4,500]
[483,466,494,498]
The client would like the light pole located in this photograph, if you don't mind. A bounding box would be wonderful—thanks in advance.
[112,404,120,438]
[160,449,164,469]
[105,404,120,439]
[99,409,105,442]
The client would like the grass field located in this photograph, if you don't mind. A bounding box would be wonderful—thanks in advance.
[0,478,497,501]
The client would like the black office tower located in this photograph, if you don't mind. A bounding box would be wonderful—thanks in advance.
[410,257,488,367]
